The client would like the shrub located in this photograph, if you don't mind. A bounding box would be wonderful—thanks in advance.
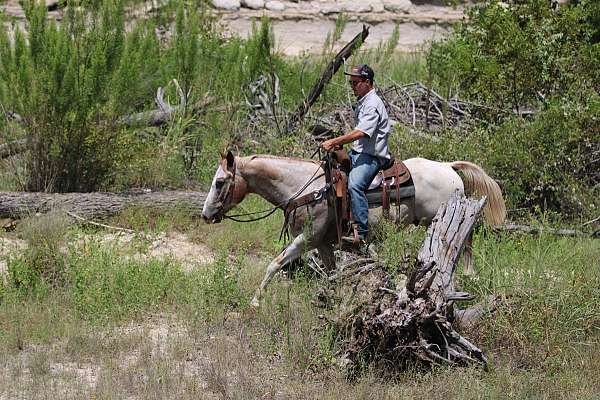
[180,252,246,323]
[7,212,70,292]
[0,1,134,191]
[68,241,186,322]
[415,0,600,217]
[0,0,285,192]
[427,0,600,111]
[393,92,599,217]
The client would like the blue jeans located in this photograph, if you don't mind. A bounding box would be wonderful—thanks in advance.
[348,150,381,238]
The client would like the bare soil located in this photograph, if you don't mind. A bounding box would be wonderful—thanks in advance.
[0,0,464,55]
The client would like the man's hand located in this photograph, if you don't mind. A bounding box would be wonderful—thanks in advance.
[321,129,366,152]
[321,138,339,152]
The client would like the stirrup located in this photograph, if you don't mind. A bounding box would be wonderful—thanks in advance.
[341,224,365,245]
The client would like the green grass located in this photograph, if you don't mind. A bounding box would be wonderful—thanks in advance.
[1,202,599,398]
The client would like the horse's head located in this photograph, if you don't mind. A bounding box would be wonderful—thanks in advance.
[202,151,247,224]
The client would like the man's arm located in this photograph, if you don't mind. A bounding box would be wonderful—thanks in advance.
[321,129,367,152]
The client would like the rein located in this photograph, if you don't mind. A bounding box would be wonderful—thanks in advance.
[224,207,281,223]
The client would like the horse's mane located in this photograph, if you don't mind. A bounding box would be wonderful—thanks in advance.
[247,154,321,165]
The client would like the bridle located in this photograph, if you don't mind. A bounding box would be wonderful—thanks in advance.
[218,157,237,213]
[215,155,326,223]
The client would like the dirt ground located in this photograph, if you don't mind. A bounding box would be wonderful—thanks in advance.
[0,0,462,55]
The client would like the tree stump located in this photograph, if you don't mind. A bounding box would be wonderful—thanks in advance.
[335,191,488,372]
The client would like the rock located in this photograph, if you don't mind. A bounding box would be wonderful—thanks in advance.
[371,0,385,13]
[210,0,241,10]
[340,0,372,13]
[382,0,413,13]
[291,2,320,14]
[318,2,341,14]
[265,0,285,11]
[241,0,265,8]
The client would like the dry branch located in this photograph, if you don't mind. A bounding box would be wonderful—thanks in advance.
[2,82,214,159]
[0,191,207,219]
[285,25,370,133]
[66,211,135,233]
[121,81,215,127]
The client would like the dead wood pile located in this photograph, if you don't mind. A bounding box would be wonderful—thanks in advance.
[322,192,491,373]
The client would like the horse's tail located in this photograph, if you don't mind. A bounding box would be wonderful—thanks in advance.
[449,161,507,226]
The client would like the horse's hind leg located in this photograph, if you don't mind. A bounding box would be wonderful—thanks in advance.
[251,234,307,308]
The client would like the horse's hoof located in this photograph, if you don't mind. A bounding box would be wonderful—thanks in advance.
[250,297,260,308]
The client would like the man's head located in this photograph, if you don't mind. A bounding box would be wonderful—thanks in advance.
[344,64,374,98]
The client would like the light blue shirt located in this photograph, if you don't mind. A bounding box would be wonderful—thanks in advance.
[352,89,391,161]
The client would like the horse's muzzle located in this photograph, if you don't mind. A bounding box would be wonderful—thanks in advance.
[202,214,222,224]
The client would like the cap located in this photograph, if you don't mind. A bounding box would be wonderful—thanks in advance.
[344,64,375,82]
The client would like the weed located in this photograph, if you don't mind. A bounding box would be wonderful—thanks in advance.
[68,240,186,322]
[8,212,70,291]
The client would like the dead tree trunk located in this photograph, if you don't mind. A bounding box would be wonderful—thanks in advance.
[0,191,207,219]
[338,192,488,371]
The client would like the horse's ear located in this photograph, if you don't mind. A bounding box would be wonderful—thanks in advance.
[226,151,235,169]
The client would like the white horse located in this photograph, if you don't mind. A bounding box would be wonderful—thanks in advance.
[202,151,506,307]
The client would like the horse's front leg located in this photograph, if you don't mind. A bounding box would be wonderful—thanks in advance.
[251,233,308,308]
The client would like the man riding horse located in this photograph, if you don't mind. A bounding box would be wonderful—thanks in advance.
[201,64,506,307]
[321,64,391,246]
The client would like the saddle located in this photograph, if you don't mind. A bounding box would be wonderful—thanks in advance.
[367,159,414,216]
[283,149,415,245]
[332,149,414,215]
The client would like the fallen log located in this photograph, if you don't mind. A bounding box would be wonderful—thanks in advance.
[0,191,207,219]
[334,191,489,372]
[495,223,599,238]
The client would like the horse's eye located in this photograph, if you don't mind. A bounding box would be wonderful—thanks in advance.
[215,180,225,190]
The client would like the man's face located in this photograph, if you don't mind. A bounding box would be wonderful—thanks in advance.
[348,76,371,98]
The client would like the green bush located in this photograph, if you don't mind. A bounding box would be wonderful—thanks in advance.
[186,253,246,319]
[0,0,289,192]
[393,93,599,216]
[0,1,134,191]
[428,0,599,110]
[413,0,600,217]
